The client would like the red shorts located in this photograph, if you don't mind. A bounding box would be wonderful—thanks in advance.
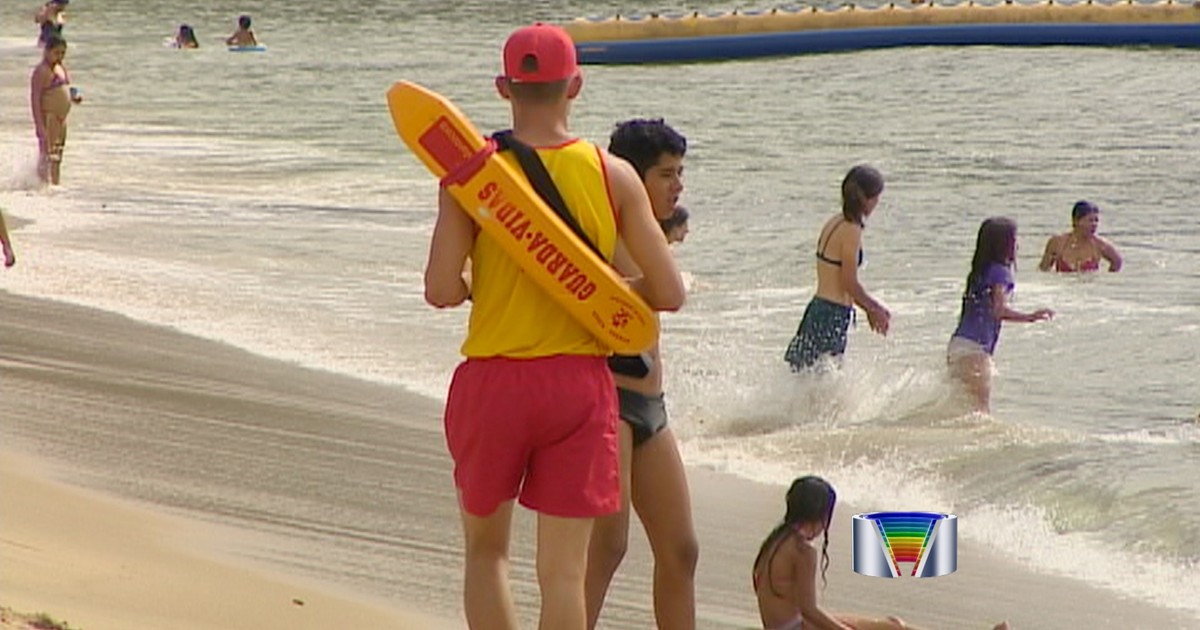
[444,355,619,518]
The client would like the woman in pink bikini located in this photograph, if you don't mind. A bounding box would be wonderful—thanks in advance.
[1038,201,1123,273]
[30,35,82,186]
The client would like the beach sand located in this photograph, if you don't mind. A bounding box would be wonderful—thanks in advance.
[0,451,454,630]
[1,289,1196,630]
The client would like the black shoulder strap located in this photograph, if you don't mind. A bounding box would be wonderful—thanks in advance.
[493,131,650,371]
[491,130,603,259]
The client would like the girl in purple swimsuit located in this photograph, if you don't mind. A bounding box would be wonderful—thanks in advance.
[948,217,1054,414]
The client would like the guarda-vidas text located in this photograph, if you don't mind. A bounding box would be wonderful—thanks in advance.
[478,181,597,301]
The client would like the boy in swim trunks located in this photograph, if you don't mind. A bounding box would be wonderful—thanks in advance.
[423,24,685,629]
[30,35,82,186]
[585,119,697,630]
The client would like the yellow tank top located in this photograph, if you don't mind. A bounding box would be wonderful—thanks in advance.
[461,138,618,358]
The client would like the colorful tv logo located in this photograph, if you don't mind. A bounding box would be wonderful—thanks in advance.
[852,512,957,578]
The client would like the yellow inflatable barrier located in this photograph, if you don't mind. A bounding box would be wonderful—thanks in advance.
[563,1,1200,63]
[386,81,657,354]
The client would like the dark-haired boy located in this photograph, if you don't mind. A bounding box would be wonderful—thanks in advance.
[586,118,697,630]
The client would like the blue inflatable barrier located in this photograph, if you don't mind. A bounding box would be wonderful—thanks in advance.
[564,2,1200,64]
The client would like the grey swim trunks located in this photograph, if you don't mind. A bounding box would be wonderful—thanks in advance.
[618,388,668,446]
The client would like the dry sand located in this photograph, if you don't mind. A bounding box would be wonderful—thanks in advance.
[0,451,454,630]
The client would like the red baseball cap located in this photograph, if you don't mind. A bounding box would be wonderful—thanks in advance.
[502,23,578,83]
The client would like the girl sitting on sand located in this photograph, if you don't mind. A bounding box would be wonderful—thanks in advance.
[753,475,1010,630]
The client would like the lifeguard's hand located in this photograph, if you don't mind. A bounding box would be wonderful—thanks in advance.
[3,244,15,268]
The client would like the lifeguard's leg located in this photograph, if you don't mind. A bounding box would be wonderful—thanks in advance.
[537,513,595,630]
[585,421,634,628]
[460,499,519,630]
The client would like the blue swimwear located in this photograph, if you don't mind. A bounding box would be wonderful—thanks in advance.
[784,296,853,370]
[950,263,1014,355]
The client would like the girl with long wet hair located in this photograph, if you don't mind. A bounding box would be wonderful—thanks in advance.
[752,475,1009,630]
[948,217,1054,414]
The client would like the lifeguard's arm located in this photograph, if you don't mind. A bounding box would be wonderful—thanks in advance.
[423,188,474,308]
[1037,235,1060,271]
[989,284,1053,323]
[792,545,855,630]
[605,154,685,312]
[1097,237,1123,272]
[224,32,238,45]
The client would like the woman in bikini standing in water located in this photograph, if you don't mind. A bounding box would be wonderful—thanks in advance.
[785,165,891,371]
[30,35,82,186]
[1038,201,1122,273]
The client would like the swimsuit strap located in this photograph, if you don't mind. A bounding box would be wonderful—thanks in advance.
[816,220,863,268]
[815,221,846,266]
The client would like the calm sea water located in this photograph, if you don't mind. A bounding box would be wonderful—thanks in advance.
[2,0,1198,623]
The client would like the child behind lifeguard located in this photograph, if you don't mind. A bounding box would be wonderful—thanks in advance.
[660,204,690,244]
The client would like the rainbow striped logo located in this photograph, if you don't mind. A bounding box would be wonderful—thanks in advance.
[852,512,957,578]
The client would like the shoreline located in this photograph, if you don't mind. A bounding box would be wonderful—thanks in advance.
[1,288,1197,629]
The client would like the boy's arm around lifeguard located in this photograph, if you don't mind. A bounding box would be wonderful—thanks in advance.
[604,153,685,312]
